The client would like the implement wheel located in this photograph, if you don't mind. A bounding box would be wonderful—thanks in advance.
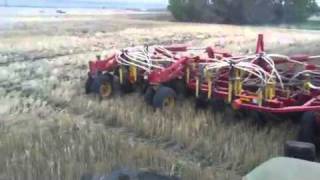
[152,86,176,109]
[195,93,209,109]
[172,80,188,100]
[298,112,317,144]
[210,99,226,112]
[85,73,94,94]
[99,81,113,98]
[144,86,155,105]
[91,74,114,99]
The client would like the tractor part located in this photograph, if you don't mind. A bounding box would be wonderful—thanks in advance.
[244,157,320,180]
[284,140,316,161]
[152,86,176,109]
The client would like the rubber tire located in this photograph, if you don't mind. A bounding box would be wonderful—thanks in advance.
[210,99,226,112]
[152,86,176,108]
[284,140,316,161]
[298,112,317,144]
[90,74,113,97]
[173,80,188,100]
[250,111,267,126]
[195,93,209,109]
[144,86,155,105]
[138,82,149,95]
[120,81,134,94]
[85,74,93,94]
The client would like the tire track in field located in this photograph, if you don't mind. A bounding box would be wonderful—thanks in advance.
[0,48,102,66]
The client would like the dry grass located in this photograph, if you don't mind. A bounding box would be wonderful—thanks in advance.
[0,13,319,180]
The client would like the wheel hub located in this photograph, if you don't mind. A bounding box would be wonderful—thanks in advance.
[162,96,175,108]
[100,83,112,98]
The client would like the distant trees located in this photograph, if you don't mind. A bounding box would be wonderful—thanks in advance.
[168,0,319,24]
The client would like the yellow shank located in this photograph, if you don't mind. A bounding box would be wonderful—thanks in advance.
[119,66,124,84]
[228,80,233,103]
[258,89,263,106]
[207,79,212,99]
[264,80,276,100]
[129,65,137,82]
[196,77,200,98]
[186,67,190,83]
[205,68,213,99]
[303,74,311,93]
[233,69,242,96]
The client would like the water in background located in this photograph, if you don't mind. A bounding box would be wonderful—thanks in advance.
[1,0,167,10]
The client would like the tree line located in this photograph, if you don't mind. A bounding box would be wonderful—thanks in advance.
[168,0,319,24]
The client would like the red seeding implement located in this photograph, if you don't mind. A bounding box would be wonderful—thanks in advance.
[85,34,320,156]
[201,35,320,114]
[85,44,218,108]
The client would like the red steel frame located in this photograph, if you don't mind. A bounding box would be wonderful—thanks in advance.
[184,34,320,114]
[87,34,320,115]
[231,35,320,114]
[88,45,212,85]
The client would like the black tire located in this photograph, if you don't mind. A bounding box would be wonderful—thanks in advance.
[210,99,226,112]
[138,82,148,95]
[284,140,316,161]
[90,74,114,98]
[152,86,176,108]
[195,93,209,109]
[288,112,303,124]
[298,112,317,144]
[250,111,267,126]
[172,80,188,100]
[136,73,148,95]
[85,74,93,94]
[120,81,135,94]
[144,86,155,105]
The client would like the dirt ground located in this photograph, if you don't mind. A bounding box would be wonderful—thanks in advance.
[0,13,320,180]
